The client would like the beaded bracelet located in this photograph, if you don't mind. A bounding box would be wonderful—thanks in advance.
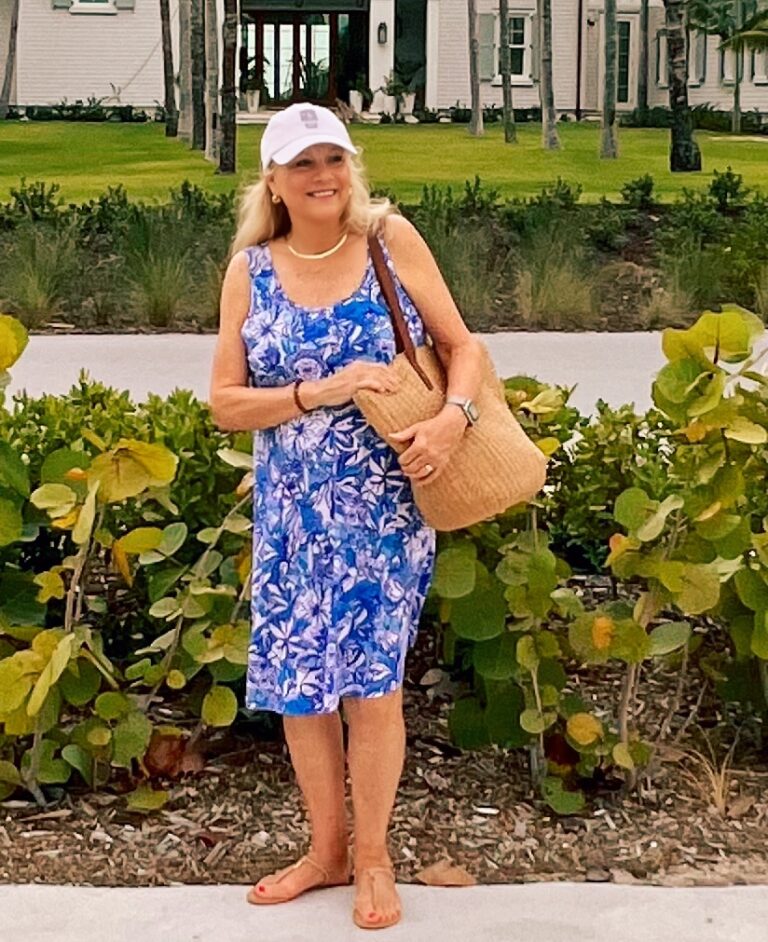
[293,379,310,414]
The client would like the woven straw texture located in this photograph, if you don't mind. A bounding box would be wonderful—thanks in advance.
[353,341,548,531]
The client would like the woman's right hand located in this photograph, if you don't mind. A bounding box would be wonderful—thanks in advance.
[306,360,399,408]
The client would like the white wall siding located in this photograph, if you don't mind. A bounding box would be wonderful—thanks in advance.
[17,0,174,107]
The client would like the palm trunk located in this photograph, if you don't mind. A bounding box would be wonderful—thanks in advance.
[191,0,207,151]
[499,0,517,143]
[160,0,179,137]
[468,0,484,136]
[732,0,743,134]
[539,0,560,149]
[220,0,238,173]
[601,0,619,157]
[178,0,193,142]
[0,0,20,120]
[664,0,702,171]
[204,0,219,161]
[638,0,649,121]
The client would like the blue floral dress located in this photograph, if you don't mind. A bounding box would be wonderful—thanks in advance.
[240,235,437,716]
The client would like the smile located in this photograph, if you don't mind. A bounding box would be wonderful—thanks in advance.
[307,190,337,198]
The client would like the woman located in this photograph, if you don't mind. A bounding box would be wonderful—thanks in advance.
[208,103,484,930]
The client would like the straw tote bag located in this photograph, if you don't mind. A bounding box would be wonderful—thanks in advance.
[352,234,549,532]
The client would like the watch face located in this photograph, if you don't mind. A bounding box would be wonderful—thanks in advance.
[467,401,480,422]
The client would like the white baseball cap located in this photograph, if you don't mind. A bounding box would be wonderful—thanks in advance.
[260,103,358,171]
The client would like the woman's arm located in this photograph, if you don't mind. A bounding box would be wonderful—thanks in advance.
[208,252,312,431]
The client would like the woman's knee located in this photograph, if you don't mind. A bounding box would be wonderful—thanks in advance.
[342,686,403,725]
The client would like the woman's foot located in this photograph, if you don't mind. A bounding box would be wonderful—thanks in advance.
[353,860,402,929]
[246,849,352,905]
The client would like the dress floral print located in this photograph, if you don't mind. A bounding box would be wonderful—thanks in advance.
[240,236,436,715]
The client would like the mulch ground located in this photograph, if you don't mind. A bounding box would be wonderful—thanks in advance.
[2,587,767,890]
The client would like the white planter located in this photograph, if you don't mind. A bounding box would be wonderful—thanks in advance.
[400,92,416,116]
[349,90,363,113]
[245,90,261,114]
[381,94,397,115]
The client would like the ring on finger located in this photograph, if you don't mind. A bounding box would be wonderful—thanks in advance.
[423,463,434,475]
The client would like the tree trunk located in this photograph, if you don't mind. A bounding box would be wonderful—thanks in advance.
[731,0,744,134]
[160,0,178,137]
[0,0,20,120]
[638,0,649,121]
[191,0,207,151]
[499,0,516,143]
[539,0,560,149]
[220,0,238,173]
[204,0,219,161]
[601,0,619,157]
[664,0,702,171]
[468,0,484,136]
[178,0,193,142]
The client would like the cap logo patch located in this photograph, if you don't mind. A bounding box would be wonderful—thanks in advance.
[299,109,318,128]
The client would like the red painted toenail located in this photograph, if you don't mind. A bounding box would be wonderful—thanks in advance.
[258,886,265,893]
[369,912,376,919]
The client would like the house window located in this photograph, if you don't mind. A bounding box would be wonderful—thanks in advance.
[751,49,768,84]
[69,0,118,12]
[655,29,668,88]
[506,16,527,76]
[617,21,631,103]
[687,29,707,85]
[720,46,738,84]
[479,11,533,83]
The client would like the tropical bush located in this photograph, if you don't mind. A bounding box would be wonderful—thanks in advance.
[2,175,768,333]
[2,303,767,814]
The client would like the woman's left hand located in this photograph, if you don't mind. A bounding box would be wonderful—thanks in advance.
[388,409,467,483]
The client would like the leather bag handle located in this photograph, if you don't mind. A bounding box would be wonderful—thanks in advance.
[367,233,434,391]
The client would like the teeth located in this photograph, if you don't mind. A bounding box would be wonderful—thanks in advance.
[309,190,335,197]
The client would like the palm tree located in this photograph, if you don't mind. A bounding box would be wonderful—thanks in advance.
[204,0,219,161]
[220,0,238,173]
[178,0,193,142]
[0,0,20,121]
[191,0,206,150]
[638,0,650,121]
[663,0,702,170]
[499,0,517,143]
[601,0,619,157]
[538,0,560,149]
[160,0,178,137]
[468,0,484,136]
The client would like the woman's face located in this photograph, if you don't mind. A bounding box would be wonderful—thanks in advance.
[269,144,352,226]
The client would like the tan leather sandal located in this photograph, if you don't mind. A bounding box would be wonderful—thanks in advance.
[352,865,402,930]
[246,850,352,905]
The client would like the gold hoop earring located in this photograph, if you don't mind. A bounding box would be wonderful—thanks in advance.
[271,193,282,204]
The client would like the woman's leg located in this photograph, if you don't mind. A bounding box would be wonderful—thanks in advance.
[343,686,405,922]
[254,710,350,897]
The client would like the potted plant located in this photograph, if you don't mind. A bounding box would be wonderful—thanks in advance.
[394,59,426,117]
[350,72,373,113]
[244,60,268,113]
[376,71,406,115]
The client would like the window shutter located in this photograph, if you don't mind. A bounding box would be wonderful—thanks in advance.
[52,0,72,8]
[530,13,540,82]
[478,13,496,81]
[114,0,136,8]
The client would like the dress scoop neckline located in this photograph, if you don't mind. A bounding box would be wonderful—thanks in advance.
[264,238,375,313]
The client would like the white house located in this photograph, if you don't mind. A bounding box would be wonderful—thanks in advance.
[1,0,767,117]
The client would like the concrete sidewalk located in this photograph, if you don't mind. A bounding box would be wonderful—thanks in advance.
[0,881,765,941]
[7,330,677,417]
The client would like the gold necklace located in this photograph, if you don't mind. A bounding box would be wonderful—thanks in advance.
[287,232,348,260]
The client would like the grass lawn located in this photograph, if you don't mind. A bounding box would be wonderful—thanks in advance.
[1,119,767,204]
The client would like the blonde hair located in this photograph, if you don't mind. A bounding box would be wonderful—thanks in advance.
[229,149,395,257]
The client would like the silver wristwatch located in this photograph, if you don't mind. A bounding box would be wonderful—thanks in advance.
[445,396,479,427]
